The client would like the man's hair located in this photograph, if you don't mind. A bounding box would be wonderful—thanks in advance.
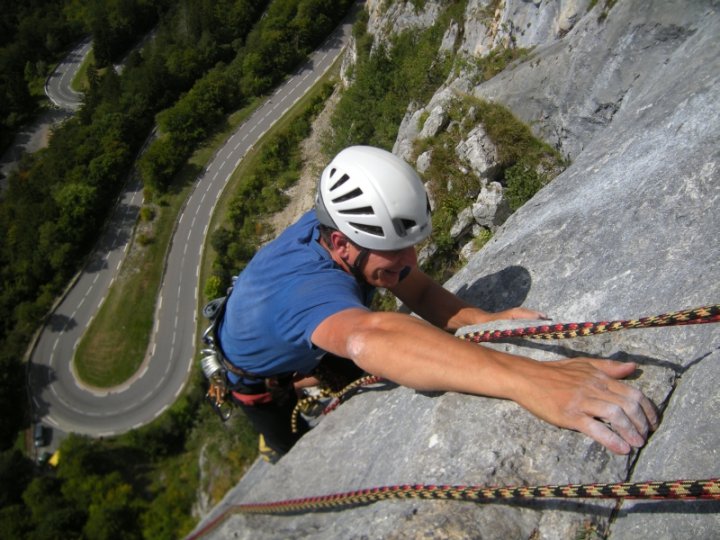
[319,224,363,251]
[318,224,337,247]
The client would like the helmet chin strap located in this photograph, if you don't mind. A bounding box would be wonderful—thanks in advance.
[349,248,411,284]
[350,247,370,283]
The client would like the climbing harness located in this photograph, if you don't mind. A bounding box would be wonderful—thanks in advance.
[190,303,720,537]
[200,285,275,422]
[199,288,301,422]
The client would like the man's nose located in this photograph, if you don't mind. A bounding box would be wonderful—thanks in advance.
[399,246,418,267]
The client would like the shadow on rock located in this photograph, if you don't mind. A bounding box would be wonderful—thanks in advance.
[456,265,533,312]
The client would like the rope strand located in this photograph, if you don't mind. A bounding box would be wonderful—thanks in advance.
[236,477,720,514]
[460,304,720,343]
[187,478,720,538]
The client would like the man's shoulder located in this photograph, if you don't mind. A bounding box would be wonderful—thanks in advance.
[284,209,319,238]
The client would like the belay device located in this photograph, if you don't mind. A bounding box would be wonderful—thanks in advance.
[199,294,233,421]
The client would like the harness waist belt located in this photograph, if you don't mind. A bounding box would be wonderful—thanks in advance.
[231,390,273,406]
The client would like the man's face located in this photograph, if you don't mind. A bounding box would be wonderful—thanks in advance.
[327,230,418,288]
[351,243,418,288]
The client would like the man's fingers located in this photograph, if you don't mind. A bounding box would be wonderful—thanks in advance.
[580,415,632,455]
[502,307,549,320]
[518,358,660,455]
[614,381,660,433]
[584,397,647,448]
[586,358,639,379]
[639,393,660,430]
[585,360,661,432]
[544,359,660,454]
[572,382,660,455]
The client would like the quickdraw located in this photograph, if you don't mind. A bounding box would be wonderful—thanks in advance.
[191,304,719,538]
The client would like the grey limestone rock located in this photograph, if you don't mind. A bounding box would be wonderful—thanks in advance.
[472,181,509,230]
[455,124,500,178]
[190,1,720,538]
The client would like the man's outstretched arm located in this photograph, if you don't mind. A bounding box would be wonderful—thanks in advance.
[389,268,546,331]
[311,308,658,455]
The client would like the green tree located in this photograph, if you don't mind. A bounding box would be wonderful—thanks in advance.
[83,475,143,540]
[0,504,32,540]
[0,357,28,450]
[23,475,86,537]
[139,136,188,192]
[0,449,34,507]
[52,182,98,240]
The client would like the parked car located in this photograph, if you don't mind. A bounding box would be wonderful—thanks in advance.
[33,424,45,447]
[37,451,52,465]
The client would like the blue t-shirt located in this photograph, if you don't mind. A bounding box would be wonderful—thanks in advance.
[218,210,373,378]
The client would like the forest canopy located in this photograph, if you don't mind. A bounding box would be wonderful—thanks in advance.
[1,2,355,537]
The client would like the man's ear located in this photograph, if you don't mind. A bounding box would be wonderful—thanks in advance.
[329,231,351,254]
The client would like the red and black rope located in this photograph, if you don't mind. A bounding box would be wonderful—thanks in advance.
[460,304,720,343]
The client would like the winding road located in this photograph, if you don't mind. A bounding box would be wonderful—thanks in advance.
[29,8,358,440]
[44,36,92,111]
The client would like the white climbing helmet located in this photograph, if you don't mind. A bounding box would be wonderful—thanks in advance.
[315,146,432,250]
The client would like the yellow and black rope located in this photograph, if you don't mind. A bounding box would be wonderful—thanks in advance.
[291,375,383,434]
[234,477,720,514]
[187,478,720,538]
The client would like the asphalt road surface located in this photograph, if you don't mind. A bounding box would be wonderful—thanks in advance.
[45,37,91,111]
[29,8,358,443]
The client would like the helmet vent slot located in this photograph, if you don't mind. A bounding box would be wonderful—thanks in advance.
[400,219,416,230]
[349,222,384,237]
[338,206,374,216]
[332,187,363,203]
[329,173,350,191]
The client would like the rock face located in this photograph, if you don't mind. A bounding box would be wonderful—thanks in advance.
[190,1,720,538]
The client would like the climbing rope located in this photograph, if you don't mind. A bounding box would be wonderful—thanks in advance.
[291,375,383,434]
[460,304,720,343]
[292,304,720,432]
[229,477,720,513]
[187,478,720,538]
[191,304,719,538]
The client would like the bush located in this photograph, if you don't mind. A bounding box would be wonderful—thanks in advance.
[504,161,549,210]
[139,206,155,222]
[137,233,154,246]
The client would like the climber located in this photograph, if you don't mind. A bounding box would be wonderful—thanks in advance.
[215,145,658,462]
